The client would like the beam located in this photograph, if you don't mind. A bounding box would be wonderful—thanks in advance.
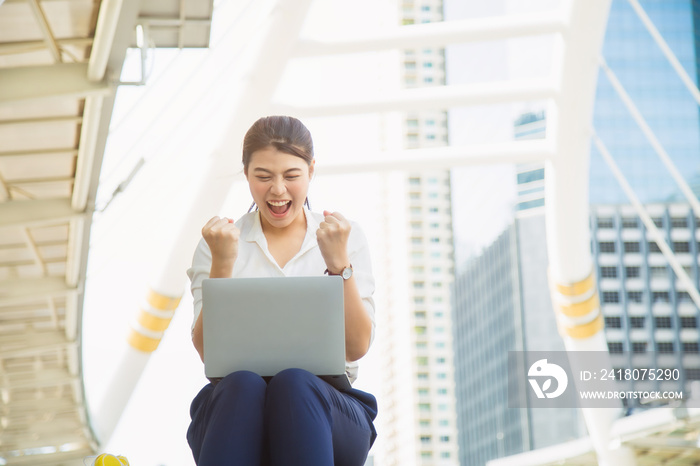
[0,199,83,228]
[295,12,566,57]
[27,0,63,63]
[0,116,83,126]
[318,140,554,175]
[0,63,110,104]
[0,331,75,358]
[0,277,76,307]
[271,80,556,117]
[0,148,78,158]
[1,368,78,390]
[0,37,93,56]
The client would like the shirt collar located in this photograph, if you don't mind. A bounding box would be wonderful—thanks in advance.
[245,206,319,253]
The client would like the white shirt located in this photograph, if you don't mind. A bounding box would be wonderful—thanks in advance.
[186,207,376,384]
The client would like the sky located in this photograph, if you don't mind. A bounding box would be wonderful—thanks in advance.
[75,0,562,464]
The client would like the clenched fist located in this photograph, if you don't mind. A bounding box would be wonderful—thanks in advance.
[202,216,240,276]
[316,210,351,274]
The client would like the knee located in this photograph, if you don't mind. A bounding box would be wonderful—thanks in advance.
[214,370,266,399]
[267,368,321,402]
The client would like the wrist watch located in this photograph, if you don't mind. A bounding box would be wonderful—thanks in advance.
[325,264,353,280]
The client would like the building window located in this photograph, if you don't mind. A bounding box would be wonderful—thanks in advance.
[439,436,450,443]
[605,316,622,328]
[418,373,429,380]
[415,326,427,334]
[409,177,420,184]
[404,61,417,69]
[608,342,623,353]
[416,342,427,349]
[597,217,614,229]
[411,236,422,244]
[627,291,643,303]
[438,419,449,426]
[430,237,440,243]
[428,207,438,213]
[652,291,670,303]
[420,452,433,459]
[420,435,431,444]
[680,317,697,328]
[671,217,688,228]
[414,311,426,319]
[655,316,672,328]
[648,242,662,253]
[414,296,425,304]
[437,373,447,379]
[411,222,422,230]
[622,217,638,228]
[436,357,446,364]
[603,291,620,304]
[599,242,616,253]
[418,388,429,396]
[673,242,690,253]
[632,342,647,353]
[629,316,645,328]
[683,342,699,353]
[517,168,545,184]
[657,342,674,353]
[419,420,430,427]
[625,266,641,278]
[652,217,663,228]
[413,281,425,288]
[650,266,666,278]
[437,388,447,395]
[687,368,700,380]
[678,291,693,303]
[419,403,431,412]
[601,266,618,278]
[624,242,640,253]
[441,452,451,458]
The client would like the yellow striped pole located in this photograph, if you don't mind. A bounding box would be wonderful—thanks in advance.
[127,289,182,353]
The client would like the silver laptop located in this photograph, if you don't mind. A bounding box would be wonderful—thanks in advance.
[202,276,350,390]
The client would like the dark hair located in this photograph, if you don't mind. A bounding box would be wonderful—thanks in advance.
[242,115,314,173]
[243,116,313,212]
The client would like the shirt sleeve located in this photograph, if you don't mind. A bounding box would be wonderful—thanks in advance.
[348,221,376,348]
[186,237,213,334]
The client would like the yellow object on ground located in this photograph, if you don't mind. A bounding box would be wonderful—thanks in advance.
[92,453,130,466]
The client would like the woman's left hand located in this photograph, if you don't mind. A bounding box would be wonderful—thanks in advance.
[317,210,352,274]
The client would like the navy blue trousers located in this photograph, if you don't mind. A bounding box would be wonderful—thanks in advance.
[186,369,378,466]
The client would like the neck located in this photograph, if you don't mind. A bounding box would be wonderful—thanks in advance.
[260,208,307,237]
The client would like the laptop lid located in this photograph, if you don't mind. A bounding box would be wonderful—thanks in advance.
[202,276,348,388]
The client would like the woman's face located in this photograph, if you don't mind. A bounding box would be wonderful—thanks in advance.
[246,146,314,231]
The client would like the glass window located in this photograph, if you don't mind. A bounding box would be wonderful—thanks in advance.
[603,291,620,304]
[657,342,674,353]
[439,436,450,442]
[419,403,431,411]
[687,368,700,380]
[599,242,616,253]
[441,452,451,459]
[655,316,672,328]
[624,242,640,253]
[414,311,426,319]
[652,217,663,228]
[632,342,647,353]
[517,168,545,184]
[409,177,420,184]
[673,241,690,253]
[648,242,662,253]
[629,316,645,328]
[683,342,699,353]
[680,317,697,328]
[671,217,688,228]
[420,435,431,444]
[627,291,643,303]
[597,217,614,228]
[605,316,622,328]
[625,266,640,278]
[413,281,425,288]
[678,291,693,303]
[652,291,670,303]
[608,342,623,353]
[601,266,618,278]
[650,266,666,278]
[622,217,638,228]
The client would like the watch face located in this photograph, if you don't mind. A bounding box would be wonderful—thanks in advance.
[342,267,353,280]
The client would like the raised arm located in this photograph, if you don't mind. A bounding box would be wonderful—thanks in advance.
[316,211,373,362]
[192,216,240,361]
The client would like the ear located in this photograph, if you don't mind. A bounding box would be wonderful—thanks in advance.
[308,159,316,179]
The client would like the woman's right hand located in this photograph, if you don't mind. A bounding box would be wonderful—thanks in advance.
[202,216,240,277]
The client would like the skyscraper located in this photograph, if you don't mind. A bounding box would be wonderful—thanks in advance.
[375,1,460,465]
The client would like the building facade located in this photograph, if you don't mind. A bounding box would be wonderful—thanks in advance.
[376,0,460,465]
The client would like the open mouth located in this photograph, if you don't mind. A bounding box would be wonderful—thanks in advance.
[267,200,292,217]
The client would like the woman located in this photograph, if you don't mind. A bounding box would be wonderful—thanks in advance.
[186,116,378,465]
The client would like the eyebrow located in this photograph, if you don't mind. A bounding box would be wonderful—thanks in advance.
[252,167,303,174]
